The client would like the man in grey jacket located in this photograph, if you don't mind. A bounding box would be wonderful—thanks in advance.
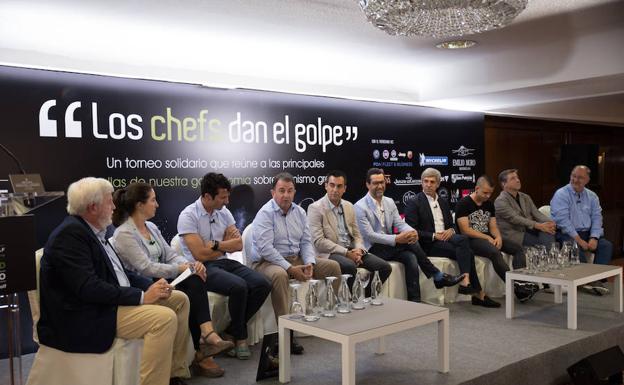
[495,169,556,251]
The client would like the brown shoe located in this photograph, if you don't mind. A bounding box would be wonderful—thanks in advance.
[191,355,225,378]
[199,331,235,358]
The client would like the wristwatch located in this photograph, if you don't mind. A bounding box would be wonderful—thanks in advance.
[211,240,220,251]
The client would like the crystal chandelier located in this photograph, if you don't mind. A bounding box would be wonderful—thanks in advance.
[358,0,528,38]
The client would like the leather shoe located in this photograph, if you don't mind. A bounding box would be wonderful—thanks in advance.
[191,355,225,378]
[458,284,480,295]
[471,296,501,308]
[169,377,189,385]
[199,337,235,358]
[433,273,463,289]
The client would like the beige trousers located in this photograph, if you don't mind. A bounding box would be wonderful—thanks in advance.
[116,290,191,385]
[254,256,341,320]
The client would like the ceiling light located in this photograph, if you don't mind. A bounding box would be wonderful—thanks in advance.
[358,0,528,38]
[436,40,477,49]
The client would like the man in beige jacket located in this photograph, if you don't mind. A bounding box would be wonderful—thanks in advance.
[307,170,392,293]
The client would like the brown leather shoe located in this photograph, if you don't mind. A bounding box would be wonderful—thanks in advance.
[191,355,225,378]
[199,332,235,358]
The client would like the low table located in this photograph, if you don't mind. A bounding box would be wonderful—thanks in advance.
[278,297,449,385]
[506,263,623,330]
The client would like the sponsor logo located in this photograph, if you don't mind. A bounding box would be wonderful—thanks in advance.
[389,149,398,161]
[461,189,472,197]
[440,175,449,183]
[373,149,380,159]
[419,153,448,167]
[384,174,392,185]
[451,174,476,184]
[452,158,477,169]
[398,152,406,158]
[0,244,6,288]
[394,173,421,186]
[407,151,413,160]
[402,191,417,205]
[452,145,475,157]
[438,187,449,201]
[382,150,390,159]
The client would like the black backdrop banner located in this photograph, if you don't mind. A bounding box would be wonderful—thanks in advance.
[0,65,484,241]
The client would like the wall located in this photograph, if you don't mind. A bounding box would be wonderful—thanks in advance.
[484,115,624,257]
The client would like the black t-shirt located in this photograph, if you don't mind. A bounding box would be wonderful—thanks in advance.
[455,195,495,236]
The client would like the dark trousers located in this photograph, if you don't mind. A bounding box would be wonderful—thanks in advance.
[557,231,613,265]
[424,234,481,291]
[468,238,523,281]
[522,230,555,250]
[369,242,439,302]
[328,252,392,296]
[204,258,271,340]
[176,274,211,350]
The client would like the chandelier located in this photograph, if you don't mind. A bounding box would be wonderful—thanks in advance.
[358,0,528,38]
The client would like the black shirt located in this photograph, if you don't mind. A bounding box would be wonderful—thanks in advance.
[455,195,496,237]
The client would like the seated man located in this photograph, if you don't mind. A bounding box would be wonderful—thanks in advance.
[37,177,190,385]
[354,168,463,303]
[551,165,613,295]
[178,172,271,359]
[404,168,485,300]
[456,175,531,304]
[307,169,392,293]
[251,172,342,354]
[495,168,555,250]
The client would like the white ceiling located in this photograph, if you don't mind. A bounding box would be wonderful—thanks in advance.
[1,0,623,125]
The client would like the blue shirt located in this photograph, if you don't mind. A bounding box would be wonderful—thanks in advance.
[177,198,236,262]
[250,199,316,270]
[550,184,603,239]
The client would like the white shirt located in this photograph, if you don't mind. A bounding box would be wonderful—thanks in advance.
[374,199,385,229]
[426,193,446,233]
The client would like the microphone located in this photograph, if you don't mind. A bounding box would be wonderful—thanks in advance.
[337,208,344,216]
[433,204,438,209]
[0,142,26,174]
[148,240,156,245]
[281,213,287,217]
[210,219,216,224]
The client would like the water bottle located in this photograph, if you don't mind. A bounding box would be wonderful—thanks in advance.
[371,270,384,306]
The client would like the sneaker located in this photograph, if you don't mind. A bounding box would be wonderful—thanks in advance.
[580,284,597,295]
[590,281,610,296]
[514,282,537,303]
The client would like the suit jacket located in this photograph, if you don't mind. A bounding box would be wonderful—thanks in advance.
[354,194,413,250]
[112,219,187,279]
[494,190,550,246]
[38,215,152,353]
[404,192,454,250]
[307,195,365,258]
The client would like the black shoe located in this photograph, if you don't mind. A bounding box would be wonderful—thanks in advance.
[458,284,480,295]
[514,282,537,303]
[471,296,501,308]
[169,377,189,385]
[433,273,463,289]
[291,337,304,355]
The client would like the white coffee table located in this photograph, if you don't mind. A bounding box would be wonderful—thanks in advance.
[278,297,449,385]
[506,263,623,330]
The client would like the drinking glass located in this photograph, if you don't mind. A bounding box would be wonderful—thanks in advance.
[288,280,304,319]
[304,279,321,322]
[337,274,352,313]
[357,270,371,303]
[370,270,384,306]
[351,275,365,310]
[323,276,338,317]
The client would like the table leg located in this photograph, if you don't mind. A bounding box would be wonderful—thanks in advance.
[567,285,578,330]
[341,341,356,385]
[376,336,385,355]
[437,315,449,373]
[615,271,623,313]
[505,277,515,319]
[279,324,291,383]
[554,285,563,303]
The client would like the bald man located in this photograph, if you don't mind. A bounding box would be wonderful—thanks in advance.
[551,165,613,295]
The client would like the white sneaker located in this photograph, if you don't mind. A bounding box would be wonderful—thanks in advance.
[590,281,610,295]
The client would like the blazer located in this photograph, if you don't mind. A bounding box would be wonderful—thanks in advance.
[307,195,365,258]
[404,192,454,249]
[38,215,152,353]
[494,190,551,246]
[111,219,187,279]
[354,193,413,250]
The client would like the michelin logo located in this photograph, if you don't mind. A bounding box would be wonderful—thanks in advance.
[419,153,448,167]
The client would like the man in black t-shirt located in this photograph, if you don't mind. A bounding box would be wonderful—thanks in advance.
[456,175,537,302]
